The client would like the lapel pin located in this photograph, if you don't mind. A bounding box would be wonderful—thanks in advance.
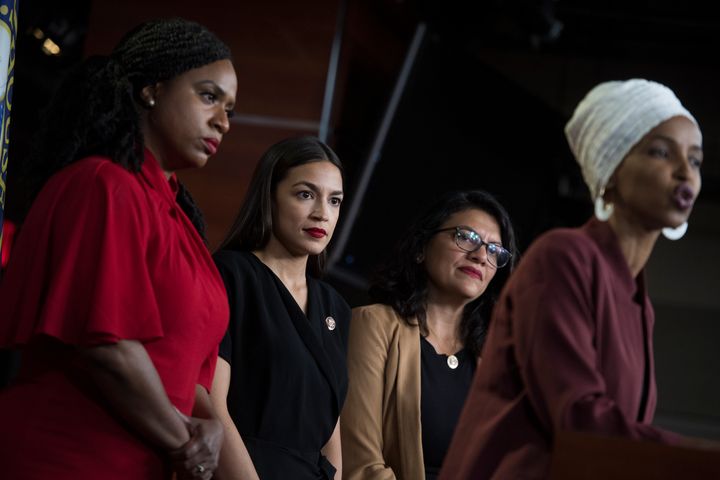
[325,316,336,331]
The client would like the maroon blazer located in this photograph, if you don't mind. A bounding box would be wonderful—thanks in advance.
[440,218,682,480]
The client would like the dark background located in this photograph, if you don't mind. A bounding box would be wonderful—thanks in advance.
[4,0,720,439]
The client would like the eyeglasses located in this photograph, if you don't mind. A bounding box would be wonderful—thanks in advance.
[433,226,512,268]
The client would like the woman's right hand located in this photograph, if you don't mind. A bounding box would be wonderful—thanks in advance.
[170,410,224,480]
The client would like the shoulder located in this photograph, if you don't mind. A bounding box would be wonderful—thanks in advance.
[503,224,608,304]
[347,304,413,355]
[518,225,602,277]
[28,156,150,232]
[43,156,144,204]
[213,250,258,276]
[529,226,599,258]
[58,156,138,187]
[351,303,409,333]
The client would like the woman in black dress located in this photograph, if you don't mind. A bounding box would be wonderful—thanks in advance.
[210,136,349,480]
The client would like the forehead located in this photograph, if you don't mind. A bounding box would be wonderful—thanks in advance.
[441,208,500,237]
[282,161,343,189]
[169,59,237,100]
[642,115,702,147]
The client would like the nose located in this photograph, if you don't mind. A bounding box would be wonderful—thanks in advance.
[468,243,487,265]
[212,107,231,135]
[311,199,330,221]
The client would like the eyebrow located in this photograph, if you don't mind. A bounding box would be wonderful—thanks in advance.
[292,181,343,196]
[459,225,502,245]
[649,134,703,152]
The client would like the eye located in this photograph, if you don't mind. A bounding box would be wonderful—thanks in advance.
[226,109,235,119]
[457,229,480,244]
[648,146,669,158]
[200,91,218,103]
[487,243,499,254]
[297,191,313,200]
[689,155,703,169]
[329,197,343,206]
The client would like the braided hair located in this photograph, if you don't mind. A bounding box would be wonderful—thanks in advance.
[23,18,232,240]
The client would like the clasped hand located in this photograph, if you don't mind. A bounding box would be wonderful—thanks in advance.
[169,410,224,480]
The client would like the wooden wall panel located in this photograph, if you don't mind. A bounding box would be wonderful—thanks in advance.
[86,0,339,248]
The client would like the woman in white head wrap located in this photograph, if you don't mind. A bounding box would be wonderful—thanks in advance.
[439,79,706,480]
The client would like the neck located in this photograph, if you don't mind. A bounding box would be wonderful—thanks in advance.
[253,243,309,290]
[608,215,660,277]
[141,126,174,179]
[424,295,466,346]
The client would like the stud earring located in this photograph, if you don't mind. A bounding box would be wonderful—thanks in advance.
[147,98,155,107]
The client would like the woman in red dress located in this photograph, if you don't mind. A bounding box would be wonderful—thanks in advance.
[0,18,237,480]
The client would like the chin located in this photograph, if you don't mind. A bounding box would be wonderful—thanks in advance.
[452,285,484,301]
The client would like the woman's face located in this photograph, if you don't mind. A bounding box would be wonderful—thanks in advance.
[142,59,237,174]
[611,115,703,231]
[423,208,502,305]
[270,161,344,257]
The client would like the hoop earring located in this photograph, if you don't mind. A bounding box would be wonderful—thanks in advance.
[662,222,688,241]
[594,194,613,222]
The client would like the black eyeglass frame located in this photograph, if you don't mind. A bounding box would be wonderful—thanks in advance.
[432,226,512,268]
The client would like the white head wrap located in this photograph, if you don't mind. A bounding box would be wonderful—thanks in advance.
[564,79,699,200]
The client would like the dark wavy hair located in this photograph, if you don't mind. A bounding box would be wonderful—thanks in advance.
[218,136,344,277]
[20,17,232,240]
[369,190,518,357]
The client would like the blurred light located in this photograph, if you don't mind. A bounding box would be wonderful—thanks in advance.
[32,28,45,40]
[41,38,61,56]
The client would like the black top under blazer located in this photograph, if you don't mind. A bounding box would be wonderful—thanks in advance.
[214,250,350,479]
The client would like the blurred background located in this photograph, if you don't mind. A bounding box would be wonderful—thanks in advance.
[4,0,720,440]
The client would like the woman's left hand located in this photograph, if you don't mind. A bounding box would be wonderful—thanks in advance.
[169,410,224,480]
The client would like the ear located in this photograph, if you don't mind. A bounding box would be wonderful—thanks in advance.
[139,84,160,108]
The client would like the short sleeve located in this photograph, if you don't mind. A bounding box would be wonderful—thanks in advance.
[0,160,164,347]
[197,344,220,391]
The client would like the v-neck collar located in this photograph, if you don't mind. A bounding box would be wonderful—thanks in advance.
[248,252,343,415]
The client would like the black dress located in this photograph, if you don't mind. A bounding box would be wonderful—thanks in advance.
[214,250,350,479]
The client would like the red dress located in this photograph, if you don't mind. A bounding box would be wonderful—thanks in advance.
[0,152,229,479]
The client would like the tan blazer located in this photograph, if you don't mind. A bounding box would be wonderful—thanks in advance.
[341,304,424,480]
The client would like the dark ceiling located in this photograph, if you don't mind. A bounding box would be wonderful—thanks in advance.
[6,0,719,293]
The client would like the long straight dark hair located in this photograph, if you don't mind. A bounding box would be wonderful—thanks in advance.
[369,190,518,357]
[217,136,344,277]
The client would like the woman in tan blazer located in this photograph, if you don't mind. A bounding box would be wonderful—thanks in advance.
[341,190,518,479]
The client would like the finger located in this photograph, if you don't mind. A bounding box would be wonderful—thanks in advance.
[181,452,217,476]
[174,406,193,429]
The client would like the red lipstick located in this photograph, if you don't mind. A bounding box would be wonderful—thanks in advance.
[459,266,483,281]
[304,228,327,238]
[203,138,219,155]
